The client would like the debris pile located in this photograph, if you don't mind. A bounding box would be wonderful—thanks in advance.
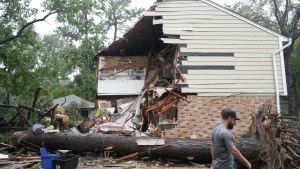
[90,44,189,138]
[249,100,300,169]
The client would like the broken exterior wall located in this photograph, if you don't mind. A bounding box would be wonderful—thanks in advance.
[97,56,148,96]
[163,95,275,139]
[97,96,136,108]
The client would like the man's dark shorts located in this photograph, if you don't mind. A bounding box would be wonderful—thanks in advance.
[213,162,237,169]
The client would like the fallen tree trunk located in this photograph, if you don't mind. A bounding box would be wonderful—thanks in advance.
[10,129,261,164]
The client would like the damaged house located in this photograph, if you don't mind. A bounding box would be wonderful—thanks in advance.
[95,0,290,139]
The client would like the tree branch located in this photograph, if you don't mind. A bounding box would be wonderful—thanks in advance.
[104,23,114,33]
[290,10,300,39]
[0,11,59,46]
[282,0,289,27]
[273,0,284,33]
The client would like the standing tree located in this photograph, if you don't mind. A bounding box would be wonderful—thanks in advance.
[230,0,300,116]
[0,0,59,46]
[55,0,105,101]
[103,0,143,42]
[37,34,75,82]
[291,39,300,108]
[36,34,82,101]
[0,0,64,103]
[0,28,41,103]
[0,0,42,104]
[0,0,85,124]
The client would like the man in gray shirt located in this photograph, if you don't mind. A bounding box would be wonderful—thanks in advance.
[211,109,251,169]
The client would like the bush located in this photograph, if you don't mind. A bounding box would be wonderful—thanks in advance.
[0,131,14,144]
[291,120,300,130]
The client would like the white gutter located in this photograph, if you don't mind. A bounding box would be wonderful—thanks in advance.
[272,38,292,115]
[279,38,288,95]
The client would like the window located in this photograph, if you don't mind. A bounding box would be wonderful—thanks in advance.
[81,110,89,120]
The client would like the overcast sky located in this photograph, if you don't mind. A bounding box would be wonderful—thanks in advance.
[34,0,243,37]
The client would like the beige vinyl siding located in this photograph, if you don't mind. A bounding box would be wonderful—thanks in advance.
[179,36,277,41]
[167,31,275,36]
[235,65,282,71]
[182,88,276,93]
[164,23,255,27]
[182,61,281,66]
[180,48,278,54]
[158,20,251,25]
[188,84,275,89]
[144,11,234,16]
[183,74,282,80]
[163,29,277,37]
[156,7,219,12]
[179,79,281,84]
[161,39,278,45]
[196,93,275,96]
[144,0,285,96]
[182,62,235,66]
[156,19,247,24]
[187,57,275,62]
[156,2,213,8]
[187,44,277,49]
[193,27,262,32]
[153,18,250,24]
[186,70,273,75]
[233,53,279,57]
[163,15,236,20]
[183,56,282,66]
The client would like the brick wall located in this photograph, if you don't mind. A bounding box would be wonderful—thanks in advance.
[163,95,275,139]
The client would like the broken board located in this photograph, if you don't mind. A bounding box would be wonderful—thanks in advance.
[136,138,165,145]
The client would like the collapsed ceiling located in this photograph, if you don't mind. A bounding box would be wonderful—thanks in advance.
[99,16,163,56]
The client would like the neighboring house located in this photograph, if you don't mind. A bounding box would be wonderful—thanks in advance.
[96,0,290,138]
[53,94,95,120]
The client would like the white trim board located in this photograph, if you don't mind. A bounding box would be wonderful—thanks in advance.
[279,38,288,95]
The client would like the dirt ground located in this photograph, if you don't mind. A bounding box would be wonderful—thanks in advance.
[1,150,210,169]
[77,156,210,169]
[22,155,210,169]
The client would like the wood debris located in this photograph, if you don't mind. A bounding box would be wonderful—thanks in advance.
[118,145,172,161]
[249,100,300,168]
[0,160,40,169]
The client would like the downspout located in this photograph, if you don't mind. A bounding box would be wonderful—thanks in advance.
[272,38,292,115]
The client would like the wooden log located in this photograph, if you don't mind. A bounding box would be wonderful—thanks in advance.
[118,152,139,161]
[54,114,69,123]
[10,130,261,164]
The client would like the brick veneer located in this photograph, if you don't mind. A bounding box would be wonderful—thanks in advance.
[163,95,275,139]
